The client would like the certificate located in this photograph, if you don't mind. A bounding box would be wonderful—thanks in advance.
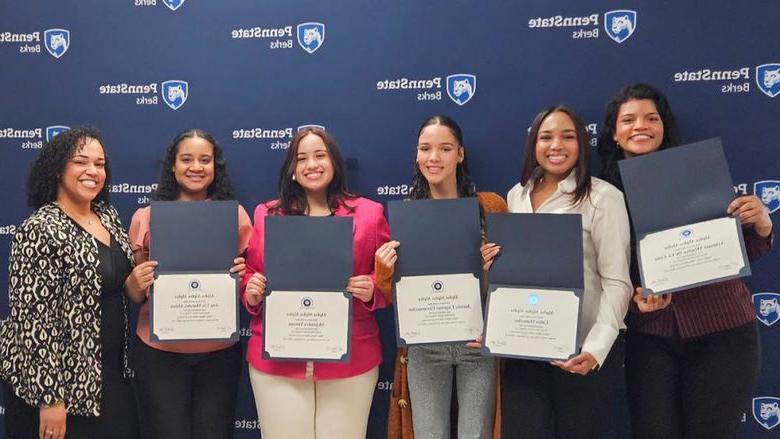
[619,138,751,294]
[638,217,748,293]
[394,273,483,345]
[481,213,584,360]
[263,290,352,361]
[388,198,483,346]
[262,216,353,362]
[150,201,239,342]
[150,272,238,341]
[483,286,579,361]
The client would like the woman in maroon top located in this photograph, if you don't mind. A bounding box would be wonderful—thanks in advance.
[598,83,774,439]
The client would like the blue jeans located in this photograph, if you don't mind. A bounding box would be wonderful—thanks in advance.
[407,343,496,439]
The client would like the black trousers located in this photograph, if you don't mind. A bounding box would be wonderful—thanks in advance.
[625,322,760,439]
[132,339,242,439]
[501,333,626,439]
[2,378,138,439]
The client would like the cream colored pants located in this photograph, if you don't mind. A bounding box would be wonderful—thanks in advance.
[249,366,379,439]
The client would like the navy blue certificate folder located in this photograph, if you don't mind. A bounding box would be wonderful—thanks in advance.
[486,213,584,289]
[388,198,481,280]
[618,137,750,294]
[618,138,736,235]
[264,216,353,291]
[149,200,239,343]
[263,216,353,362]
[481,213,585,361]
[150,200,238,271]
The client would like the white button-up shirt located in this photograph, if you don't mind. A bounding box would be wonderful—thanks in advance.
[506,169,632,365]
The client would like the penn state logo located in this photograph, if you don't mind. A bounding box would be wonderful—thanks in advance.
[756,64,780,98]
[446,74,476,106]
[754,293,780,327]
[431,280,444,293]
[753,397,780,430]
[528,295,540,305]
[301,297,314,308]
[188,279,201,291]
[163,0,185,11]
[46,125,70,142]
[44,29,70,58]
[297,23,325,54]
[161,80,188,110]
[604,10,637,44]
[679,229,694,239]
[754,180,780,214]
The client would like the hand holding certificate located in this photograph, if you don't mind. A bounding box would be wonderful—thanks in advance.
[619,138,751,295]
[481,213,584,361]
[388,198,483,346]
[262,216,353,362]
[150,201,240,342]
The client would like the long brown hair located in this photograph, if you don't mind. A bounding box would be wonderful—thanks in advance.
[520,106,591,205]
[269,127,356,215]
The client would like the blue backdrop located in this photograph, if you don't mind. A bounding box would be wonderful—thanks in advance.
[1,1,778,437]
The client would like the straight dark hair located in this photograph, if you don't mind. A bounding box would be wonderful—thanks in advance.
[409,115,476,200]
[269,128,356,215]
[520,106,591,205]
[597,83,681,190]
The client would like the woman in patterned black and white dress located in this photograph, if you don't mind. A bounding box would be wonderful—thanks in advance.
[0,127,149,439]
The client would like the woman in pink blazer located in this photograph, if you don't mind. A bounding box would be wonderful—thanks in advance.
[241,127,390,439]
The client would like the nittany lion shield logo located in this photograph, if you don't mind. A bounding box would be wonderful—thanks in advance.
[161,80,189,110]
[754,293,780,327]
[163,0,185,11]
[753,397,780,430]
[46,125,70,142]
[756,64,780,98]
[301,297,314,308]
[297,22,325,54]
[604,10,637,43]
[297,124,326,132]
[446,74,476,106]
[44,29,70,58]
[188,279,201,291]
[754,180,780,214]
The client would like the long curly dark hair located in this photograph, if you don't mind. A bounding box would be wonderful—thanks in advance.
[409,115,476,200]
[27,126,111,209]
[520,106,591,206]
[597,83,681,190]
[152,129,236,201]
[268,127,356,215]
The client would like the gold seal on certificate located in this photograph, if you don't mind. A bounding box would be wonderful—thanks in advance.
[483,286,579,360]
[263,290,351,361]
[639,217,748,293]
[394,273,483,345]
[151,273,238,342]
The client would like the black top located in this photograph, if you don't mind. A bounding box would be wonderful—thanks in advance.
[97,238,131,381]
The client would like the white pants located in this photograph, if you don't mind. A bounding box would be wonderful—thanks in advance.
[249,366,379,439]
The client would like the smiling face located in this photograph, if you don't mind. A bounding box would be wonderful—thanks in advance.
[173,136,215,201]
[294,133,334,197]
[57,137,106,206]
[534,111,579,181]
[614,98,665,157]
[416,124,464,191]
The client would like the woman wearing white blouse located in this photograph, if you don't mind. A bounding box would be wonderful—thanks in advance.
[482,106,632,438]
